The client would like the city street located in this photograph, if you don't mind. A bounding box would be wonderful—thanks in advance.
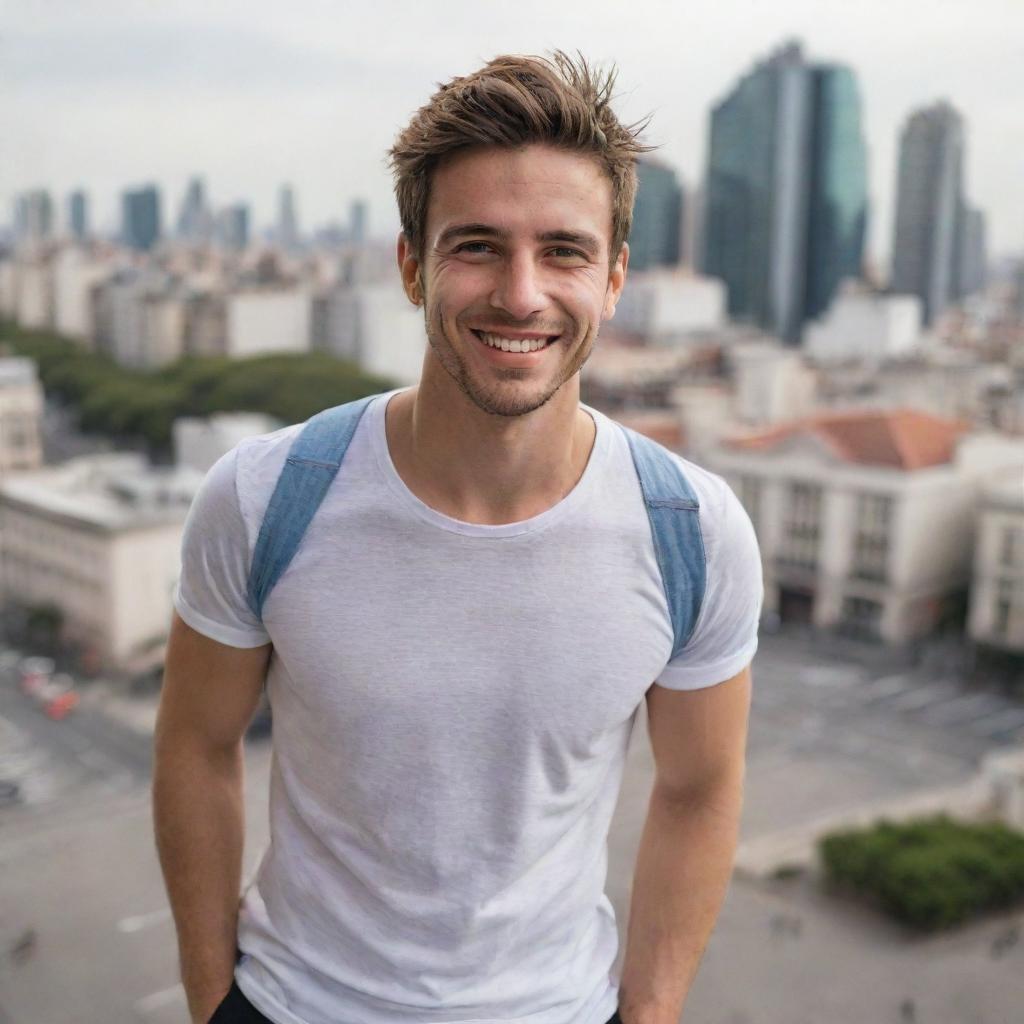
[1,631,1023,1023]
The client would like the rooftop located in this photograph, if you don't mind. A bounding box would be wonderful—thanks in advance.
[0,453,205,532]
[724,407,971,470]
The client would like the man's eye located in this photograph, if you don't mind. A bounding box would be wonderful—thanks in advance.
[550,248,586,260]
[455,242,494,254]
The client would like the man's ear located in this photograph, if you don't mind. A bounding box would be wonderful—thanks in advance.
[603,241,629,320]
[397,233,422,306]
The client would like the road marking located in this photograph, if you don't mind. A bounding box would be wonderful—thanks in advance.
[118,907,172,934]
[134,983,184,1015]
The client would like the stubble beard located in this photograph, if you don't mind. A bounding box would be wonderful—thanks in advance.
[422,303,597,419]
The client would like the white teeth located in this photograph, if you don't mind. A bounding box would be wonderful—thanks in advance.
[478,332,552,353]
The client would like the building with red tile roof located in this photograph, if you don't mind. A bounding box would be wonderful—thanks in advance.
[706,407,1024,647]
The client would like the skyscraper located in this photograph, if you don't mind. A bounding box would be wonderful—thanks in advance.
[122,185,162,251]
[891,102,965,325]
[349,199,368,244]
[955,204,987,300]
[628,158,684,271]
[14,189,54,244]
[68,190,89,241]
[703,40,868,343]
[218,203,250,250]
[177,177,211,244]
[278,184,299,250]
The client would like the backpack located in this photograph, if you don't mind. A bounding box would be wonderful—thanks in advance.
[245,394,706,661]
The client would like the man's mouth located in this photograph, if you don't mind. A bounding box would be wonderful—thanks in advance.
[470,330,560,353]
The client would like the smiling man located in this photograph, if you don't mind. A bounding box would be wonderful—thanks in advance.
[154,52,763,1024]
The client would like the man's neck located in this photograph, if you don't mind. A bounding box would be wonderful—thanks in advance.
[385,376,596,526]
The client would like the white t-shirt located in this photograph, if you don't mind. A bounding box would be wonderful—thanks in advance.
[174,388,763,1024]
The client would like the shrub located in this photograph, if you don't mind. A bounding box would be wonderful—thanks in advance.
[818,814,1024,931]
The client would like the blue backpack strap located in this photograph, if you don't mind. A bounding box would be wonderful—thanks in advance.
[622,427,707,661]
[246,394,377,621]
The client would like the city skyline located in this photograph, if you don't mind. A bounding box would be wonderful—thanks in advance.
[4,1,1022,263]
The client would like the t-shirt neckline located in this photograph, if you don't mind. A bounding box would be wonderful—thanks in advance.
[369,387,611,538]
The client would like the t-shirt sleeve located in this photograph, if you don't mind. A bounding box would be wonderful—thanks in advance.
[173,445,272,648]
[655,476,763,690]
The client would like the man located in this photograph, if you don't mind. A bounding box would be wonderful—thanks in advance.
[154,52,763,1024]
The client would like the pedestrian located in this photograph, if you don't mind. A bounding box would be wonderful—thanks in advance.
[153,51,763,1024]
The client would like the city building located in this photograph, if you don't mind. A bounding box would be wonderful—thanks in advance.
[0,358,44,472]
[628,159,684,271]
[225,286,312,357]
[703,40,868,344]
[0,453,203,671]
[803,282,923,364]
[53,245,118,342]
[121,185,162,252]
[68,190,89,242]
[172,412,283,473]
[349,199,368,244]
[176,177,212,244]
[13,190,54,247]
[93,270,187,369]
[891,101,965,326]
[956,205,988,300]
[611,269,726,344]
[3,252,55,329]
[278,184,300,251]
[968,467,1024,659]
[319,279,423,384]
[726,341,818,428]
[217,203,250,251]
[707,409,1024,646]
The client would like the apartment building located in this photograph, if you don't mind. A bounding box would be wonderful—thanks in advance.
[173,411,282,473]
[968,469,1024,656]
[0,358,44,472]
[707,408,1024,646]
[0,453,203,671]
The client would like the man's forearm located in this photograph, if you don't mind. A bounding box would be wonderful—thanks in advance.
[616,778,744,1024]
[152,739,246,1024]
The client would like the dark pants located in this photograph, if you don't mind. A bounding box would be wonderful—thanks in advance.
[209,980,622,1024]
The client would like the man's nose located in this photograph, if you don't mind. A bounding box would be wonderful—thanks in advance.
[489,254,546,320]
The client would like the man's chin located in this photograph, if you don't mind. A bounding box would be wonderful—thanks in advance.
[458,377,564,419]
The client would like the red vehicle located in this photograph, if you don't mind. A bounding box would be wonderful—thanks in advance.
[35,674,78,719]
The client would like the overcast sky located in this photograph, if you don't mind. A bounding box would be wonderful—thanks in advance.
[4,0,1022,267]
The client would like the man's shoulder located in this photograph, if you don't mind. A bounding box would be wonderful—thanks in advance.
[607,417,732,516]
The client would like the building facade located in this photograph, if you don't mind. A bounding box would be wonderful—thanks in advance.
[0,358,44,473]
[0,454,202,670]
[707,411,1024,646]
[968,470,1024,657]
[68,191,89,242]
[891,102,965,326]
[703,41,868,344]
[122,185,162,252]
[628,159,684,272]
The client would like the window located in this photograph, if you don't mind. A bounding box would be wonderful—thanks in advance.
[780,481,822,572]
[841,596,883,641]
[994,576,1016,639]
[1000,525,1021,569]
[852,493,893,582]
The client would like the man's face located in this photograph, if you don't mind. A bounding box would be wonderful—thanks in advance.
[399,143,627,418]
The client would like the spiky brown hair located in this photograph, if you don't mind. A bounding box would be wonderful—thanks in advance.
[387,50,653,263]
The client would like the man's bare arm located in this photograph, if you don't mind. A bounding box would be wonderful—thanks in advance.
[617,664,752,1024]
[152,610,272,1024]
